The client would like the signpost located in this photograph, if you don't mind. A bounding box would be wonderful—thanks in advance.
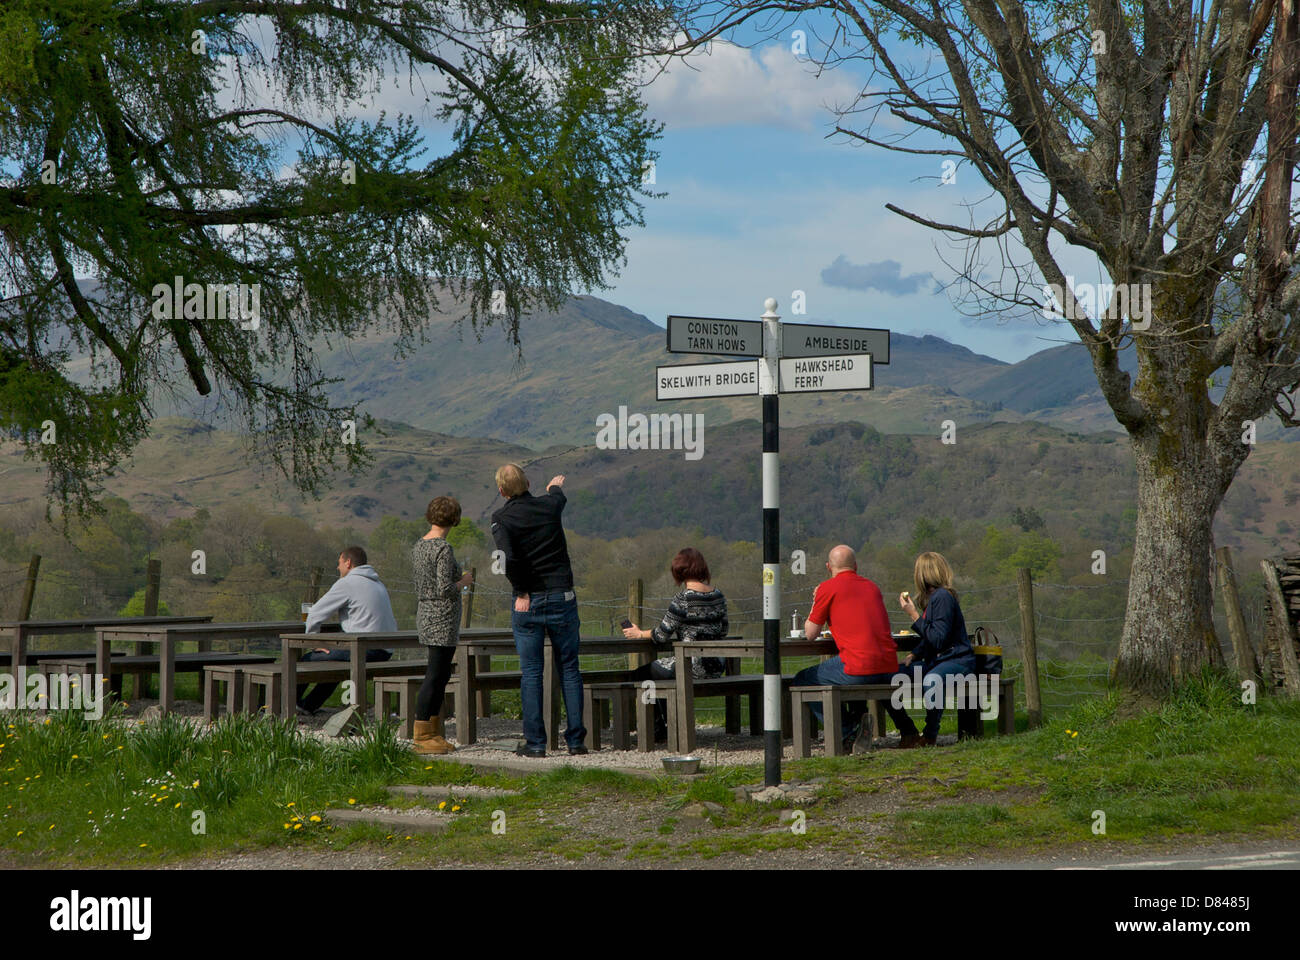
[782,321,890,363]
[779,353,873,393]
[656,359,758,400]
[666,315,763,357]
[657,303,887,786]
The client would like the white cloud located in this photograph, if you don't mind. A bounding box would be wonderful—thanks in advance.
[642,41,863,131]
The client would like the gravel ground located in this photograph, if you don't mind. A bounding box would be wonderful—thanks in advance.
[113,698,954,762]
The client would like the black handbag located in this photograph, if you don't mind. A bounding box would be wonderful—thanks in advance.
[972,626,1003,675]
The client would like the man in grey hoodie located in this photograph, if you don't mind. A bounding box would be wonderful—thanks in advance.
[297,545,398,715]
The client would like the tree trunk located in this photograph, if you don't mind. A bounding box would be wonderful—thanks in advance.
[1115,433,1228,697]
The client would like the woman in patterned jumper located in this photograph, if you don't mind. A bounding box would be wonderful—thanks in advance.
[410,496,474,755]
[622,548,728,743]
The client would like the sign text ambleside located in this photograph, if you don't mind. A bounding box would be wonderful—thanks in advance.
[782,322,890,363]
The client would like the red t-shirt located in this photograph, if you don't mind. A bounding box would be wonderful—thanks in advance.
[808,571,898,676]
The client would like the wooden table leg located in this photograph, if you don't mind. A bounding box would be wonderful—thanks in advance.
[674,643,696,753]
[791,693,810,758]
[544,644,559,751]
[456,643,477,745]
[159,635,174,714]
[824,689,843,756]
[349,642,366,717]
[11,625,26,681]
[281,638,297,720]
[96,630,113,704]
[475,654,492,717]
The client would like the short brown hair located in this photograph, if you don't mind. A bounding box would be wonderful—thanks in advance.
[671,547,710,585]
[426,496,461,527]
[341,545,368,567]
[495,463,529,498]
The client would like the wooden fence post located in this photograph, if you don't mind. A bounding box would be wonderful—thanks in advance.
[627,578,647,670]
[133,558,162,698]
[1215,546,1260,684]
[1260,559,1300,697]
[1016,567,1042,728]
[307,567,324,606]
[17,554,40,620]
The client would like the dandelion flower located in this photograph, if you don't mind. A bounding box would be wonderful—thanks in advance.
[293,823,302,830]
[192,780,200,788]
[71,754,78,759]
[452,805,461,812]
[438,801,447,810]
[139,843,147,848]
[174,802,182,809]
[284,823,291,829]
[16,830,23,837]
[309,815,321,823]
[287,802,295,807]
[347,798,356,805]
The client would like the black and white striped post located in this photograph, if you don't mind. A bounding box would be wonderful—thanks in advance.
[760,297,782,787]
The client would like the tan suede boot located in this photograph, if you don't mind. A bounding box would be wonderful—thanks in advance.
[412,718,455,755]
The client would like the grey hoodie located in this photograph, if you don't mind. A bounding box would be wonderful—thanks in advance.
[305,565,398,635]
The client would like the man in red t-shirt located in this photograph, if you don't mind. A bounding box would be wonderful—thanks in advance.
[793,545,922,751]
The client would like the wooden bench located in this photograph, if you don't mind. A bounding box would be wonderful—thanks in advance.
[40,651,276,704]
[583,681,679,752]
[790,676,1017,758]
[583,675,797,752]
[373,675,460,737]
[241,659,428,716]
[0,649,124,667]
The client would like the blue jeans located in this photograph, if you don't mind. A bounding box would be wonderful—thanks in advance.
[511,590,584,750]
[912,655,977,739]
[297,647,393,713]
[791,656,918,741]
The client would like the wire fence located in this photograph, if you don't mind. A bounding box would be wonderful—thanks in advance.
[4,557,1156,718]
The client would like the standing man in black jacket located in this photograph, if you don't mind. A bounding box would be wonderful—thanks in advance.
[490,464,586,757]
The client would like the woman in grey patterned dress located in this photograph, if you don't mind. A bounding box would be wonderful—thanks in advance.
[410,496,473,755]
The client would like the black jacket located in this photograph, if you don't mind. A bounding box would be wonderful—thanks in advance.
[910,588,974,665]
[490,485,574,597]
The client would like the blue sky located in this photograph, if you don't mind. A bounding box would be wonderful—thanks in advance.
[203,17,1119,364]
[616,33,1089,364]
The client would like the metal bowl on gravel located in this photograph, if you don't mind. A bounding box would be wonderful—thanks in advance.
[662,756,701,775]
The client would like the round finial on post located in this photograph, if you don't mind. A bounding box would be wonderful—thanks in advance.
[762,297,780,319]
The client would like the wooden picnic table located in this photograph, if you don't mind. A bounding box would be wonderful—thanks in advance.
[283,627,512,721]
[95,620,332,714]
[0,616,213,681]
[454,633,656,749]
[668,633,921,752]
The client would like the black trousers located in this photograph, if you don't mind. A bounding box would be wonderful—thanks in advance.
[415,645,456,722]
[297,648,393,713]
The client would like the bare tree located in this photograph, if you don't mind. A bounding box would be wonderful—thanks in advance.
[666,1,1300,698]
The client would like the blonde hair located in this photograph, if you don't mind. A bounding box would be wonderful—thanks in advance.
[495,463,529,498]
[913,551,957,606]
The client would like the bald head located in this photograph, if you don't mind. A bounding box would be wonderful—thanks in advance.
[827,545,857,573]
